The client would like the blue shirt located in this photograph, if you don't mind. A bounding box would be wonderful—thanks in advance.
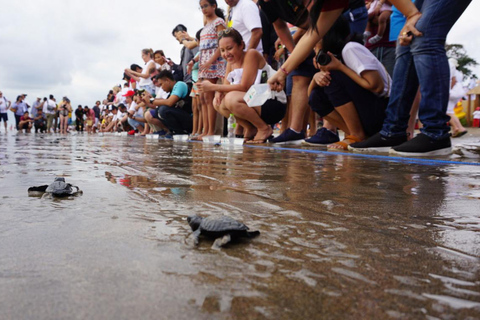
[171,81,188,100]
[390,0,415,41]
[12,102,28,116]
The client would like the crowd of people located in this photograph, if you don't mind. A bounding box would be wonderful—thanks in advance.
[0,0,476,157]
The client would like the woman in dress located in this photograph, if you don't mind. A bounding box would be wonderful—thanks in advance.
[196,0,226,139]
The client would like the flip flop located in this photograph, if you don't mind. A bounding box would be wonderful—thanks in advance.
[327,135,362,151]
[245,135,273,145]
[452,130,468,138]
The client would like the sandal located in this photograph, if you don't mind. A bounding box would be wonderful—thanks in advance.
[245,135,273,145]
[327,135,363,151]
[452,130,467,138]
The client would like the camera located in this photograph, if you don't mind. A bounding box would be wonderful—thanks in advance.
[315,50,331,66]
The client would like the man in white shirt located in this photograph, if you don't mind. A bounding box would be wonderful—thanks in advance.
[0,91,11,133]
[225,0,263,53]
[43,95,57,133]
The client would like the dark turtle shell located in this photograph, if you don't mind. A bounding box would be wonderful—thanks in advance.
[45,177,76,197]
[200,215,249,233]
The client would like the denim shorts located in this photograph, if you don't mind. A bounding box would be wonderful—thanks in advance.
[128,117,143,128]
[290,51,316,79]
[0,113,7,122]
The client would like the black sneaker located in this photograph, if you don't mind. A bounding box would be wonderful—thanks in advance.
[270,128,305,144]
[348,132,407,153]
[302,128,339,146]
[390,133,452,156]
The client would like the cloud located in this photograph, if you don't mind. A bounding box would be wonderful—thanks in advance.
[0,0,478,109]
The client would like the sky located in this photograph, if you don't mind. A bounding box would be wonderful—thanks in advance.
[1,0,479,110]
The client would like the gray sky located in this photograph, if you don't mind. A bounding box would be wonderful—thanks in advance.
[1,0,479,109]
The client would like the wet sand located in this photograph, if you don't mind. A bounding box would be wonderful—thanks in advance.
[0,130,479,319]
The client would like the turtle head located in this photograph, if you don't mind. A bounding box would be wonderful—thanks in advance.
[187,215,202,231]
[54,177,66,182]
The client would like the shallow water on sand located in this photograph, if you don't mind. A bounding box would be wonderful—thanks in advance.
[1,132,479,319]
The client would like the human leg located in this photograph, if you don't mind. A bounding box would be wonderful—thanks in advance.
[389,0,472,156]
[224,91,272,142]
[410,0,471,140]
[158,105,192,134]
[145,109,168,132]
[192,96,199,135]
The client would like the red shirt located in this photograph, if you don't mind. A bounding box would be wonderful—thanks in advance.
[20,115,31,122]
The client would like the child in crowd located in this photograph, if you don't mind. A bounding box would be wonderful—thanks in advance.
[473,107,480,128]
[365,0,392,44]
[196,0,226,140]
[188,29,203,138]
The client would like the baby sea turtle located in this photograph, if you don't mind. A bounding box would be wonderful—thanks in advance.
[28,177,82,198]
[187,214,260,249]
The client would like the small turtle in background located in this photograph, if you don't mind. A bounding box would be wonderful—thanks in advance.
[28,177,82,198]
[187,215,260,249]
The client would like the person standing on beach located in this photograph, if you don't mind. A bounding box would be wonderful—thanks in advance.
[10,95,29,130]
[0,91,11,133]
[44,95,57,133]
[30,97,42,119]
[225,0,263,53]
[58,97,72,134]
[93,101,101,133]
[196,0,227,139]
[75,105,84,132]
[172,24,199,91]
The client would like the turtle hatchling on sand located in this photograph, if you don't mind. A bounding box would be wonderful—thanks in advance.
[187,215,260,249]
[28,177,82,198]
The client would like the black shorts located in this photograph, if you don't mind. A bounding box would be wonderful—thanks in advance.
[0,113,7,122]
[261,99,287,125]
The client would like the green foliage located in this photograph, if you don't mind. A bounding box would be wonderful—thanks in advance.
[446,43,478,77]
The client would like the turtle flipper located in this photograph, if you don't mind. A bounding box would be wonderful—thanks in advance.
[191,229,201,246]
[212,234,231,250]
[28,185,48,195]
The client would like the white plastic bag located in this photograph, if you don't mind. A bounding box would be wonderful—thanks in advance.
[244,84,271,107]
[244,84,287,107]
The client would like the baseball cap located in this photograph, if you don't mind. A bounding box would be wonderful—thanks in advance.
[122,90,135,97]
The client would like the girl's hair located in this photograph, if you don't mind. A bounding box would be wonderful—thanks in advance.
[322,16,363,55]
[154,50,165,57]
[203,0,225,21]
[218,28,244,49]
[195,28,203,41]
[142,48,154,58]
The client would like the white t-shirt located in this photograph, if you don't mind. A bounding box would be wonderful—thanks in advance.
[128,101,144,118]
[0,97,9,113]
[342,42,391,97]
[43,99,56,114]
[138,60,155,87]
[230,0,263,53]
[155,86,169,99]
